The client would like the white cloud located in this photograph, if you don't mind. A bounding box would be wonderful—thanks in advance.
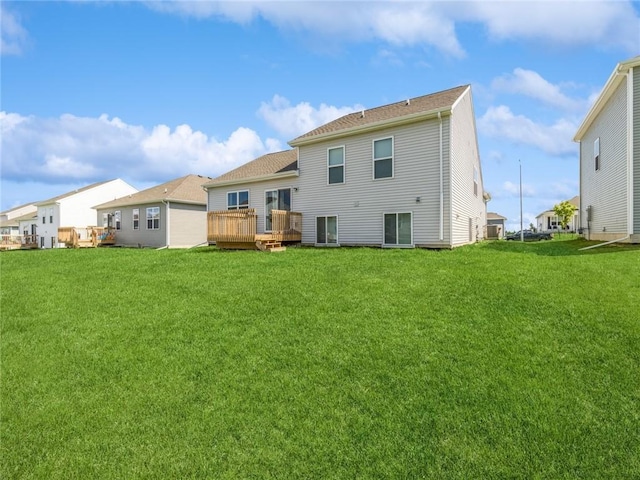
[0,111,281,185]
[1,6,28,55]
[257,94,363,139]
[478,105,578,156]
[502,180,536,198]
[491,68,586,112]
[466,1,639,52]
[146,1,640,54]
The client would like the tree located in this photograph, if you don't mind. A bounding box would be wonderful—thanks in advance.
[553,200,575,231]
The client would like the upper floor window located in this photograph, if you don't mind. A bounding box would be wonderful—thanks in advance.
[373,137,393,179]
[133,208,139,230]
[146,207,160,230]
[594,137,600,171]
[328,147,345,184]
[48,208,53,224]
[227,191,249,210]
[42,216,46,224]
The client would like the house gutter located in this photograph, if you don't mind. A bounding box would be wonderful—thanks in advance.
[438,111,444,241]
[202,169,299,189]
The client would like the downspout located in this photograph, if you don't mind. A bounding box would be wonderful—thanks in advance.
[162,200,170,248]
[626,67,634,235]
[579,236,629,251]
[438,112,444,242]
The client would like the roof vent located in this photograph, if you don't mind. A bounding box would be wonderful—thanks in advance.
[406,99,410,106]
[360,109,365,118]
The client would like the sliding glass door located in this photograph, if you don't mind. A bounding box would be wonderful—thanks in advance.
[265,188,291,231]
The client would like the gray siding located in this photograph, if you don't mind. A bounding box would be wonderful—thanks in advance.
[98,203,168,247]
[449,89,486,245]
[296,118,452,247]
[207,176,300,234]
[168,203,207,248]
[580,76,628,237]
[634,67,640,234]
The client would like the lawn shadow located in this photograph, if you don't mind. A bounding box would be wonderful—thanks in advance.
[483,239,640,257]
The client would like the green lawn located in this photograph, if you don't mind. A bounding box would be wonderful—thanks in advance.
[1,240,639,479]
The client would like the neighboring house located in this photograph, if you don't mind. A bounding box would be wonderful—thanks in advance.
[204,85,488,249]
[0,202,37,235]
[35,179,138,249]
[573,55,640,243]
[94,174,211,248]
[535,196,579,233]
[486,212,507,239]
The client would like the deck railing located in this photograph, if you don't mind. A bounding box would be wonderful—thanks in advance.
[0,234,39,250]
[58,226,115,248]
[207,209,258,243]
[207,209,302,243]
[270,210,302,241]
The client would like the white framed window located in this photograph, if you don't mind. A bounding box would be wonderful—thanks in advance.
[114,211,121,230]
[328,146,345,184]
[373,137,393,179]
[316,216,338,245]
[227,190,249,210]
[473,167,479,196]
[102,213,109,228]
[48,208,54,224]
[383,212,412,246]
[42,215,46,224]
[594,137,600,171]
[146,207,160,230]
[132,208,139,230]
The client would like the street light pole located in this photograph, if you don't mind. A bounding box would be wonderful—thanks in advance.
[520,159,524,242]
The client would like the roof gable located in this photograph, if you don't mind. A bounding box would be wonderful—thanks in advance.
[203,150,298,187]
[289,85,469,146]
[35,179,115,206]
[94,174,211,209]
[574,55,640,141]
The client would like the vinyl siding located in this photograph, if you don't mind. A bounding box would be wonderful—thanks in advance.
[296,118,452,246]
[207,176,300,234]
[580,76,628,236]
[97,203,167,247]
[168,203,207,248]
[633,67,640,234]
[449,88,486,245]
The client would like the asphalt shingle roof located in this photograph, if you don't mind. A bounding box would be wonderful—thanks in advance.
[290,85,469,144]
[204,150,298,186]
[94,174,211,209]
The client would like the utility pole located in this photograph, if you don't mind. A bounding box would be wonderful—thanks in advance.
[520,159,524,242]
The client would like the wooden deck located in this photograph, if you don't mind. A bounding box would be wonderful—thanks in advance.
[207,209,302,250]
[0,234,39,250]
[58,227,115,248]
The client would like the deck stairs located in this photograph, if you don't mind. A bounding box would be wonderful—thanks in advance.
[255,239,286,252]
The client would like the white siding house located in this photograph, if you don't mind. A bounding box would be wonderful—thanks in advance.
[574,55,640,243]
[535,196,580,233]
[35,179,138,249]
[204,85,487,249]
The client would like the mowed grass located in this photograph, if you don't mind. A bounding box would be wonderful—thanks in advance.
[1,240,639,479]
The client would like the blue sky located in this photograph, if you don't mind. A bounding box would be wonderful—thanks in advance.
[2,1,639,230]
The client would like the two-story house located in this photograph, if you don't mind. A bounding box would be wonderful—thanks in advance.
[35,179,138,249]
[574,55,640,243]
[204,85,487,249]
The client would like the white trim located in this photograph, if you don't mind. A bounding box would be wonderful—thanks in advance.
[226,189,250,210]
[146,206,160,230]
[132,208,140,230]
[438,111,444,241]
[264,187,293,233]
[382,211,413,247]
[372,136,394,180]
[202,170,299,189]
[314,215,339,246]
[327,145,346,185]
[574,56,640,141]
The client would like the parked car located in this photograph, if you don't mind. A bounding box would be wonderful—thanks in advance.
[506,230,553,241]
